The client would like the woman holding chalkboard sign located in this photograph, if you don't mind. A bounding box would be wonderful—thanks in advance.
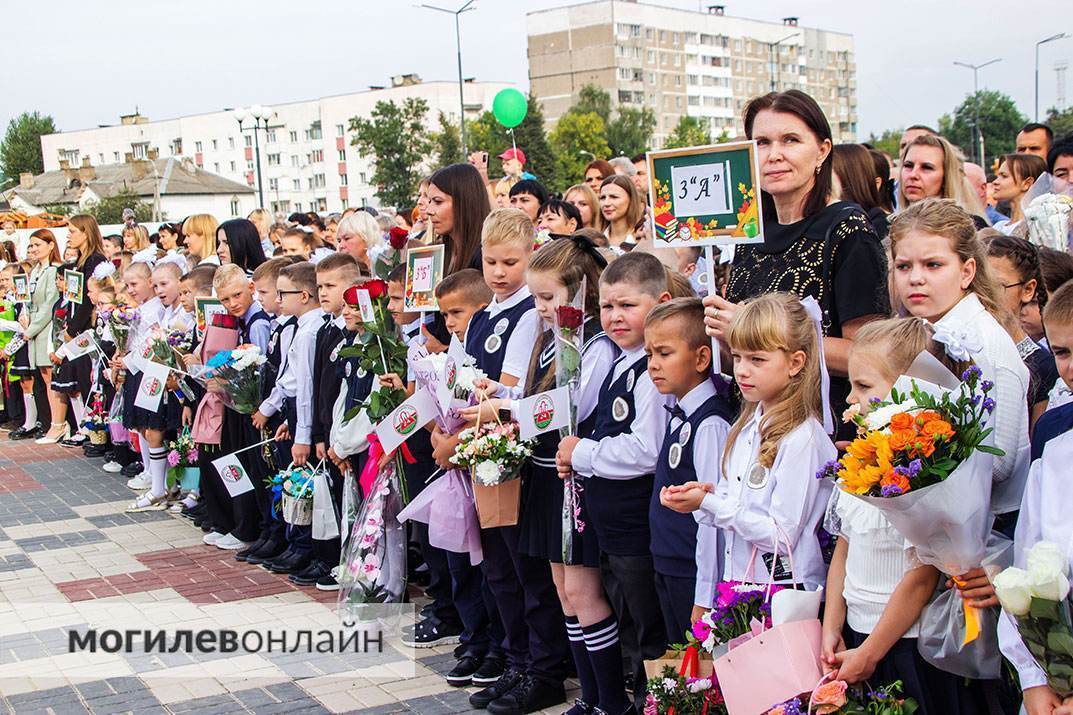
[702,90,888,439]
[37,215,107,445]
[8,230,61,440]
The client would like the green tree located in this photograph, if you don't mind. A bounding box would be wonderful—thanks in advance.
[664,116,711,150]
[606,106,656,158]
[432,111,462,167]
[1046,106,1073,140]
[84,190,154,225]
[866,128,903,159]
[1,111,57,179]
[350,98,433,208]
[569,85,612,124]
[938,90,1026,165]
[465,111,511,176]
[512,94,559,189]
[548,112,611,186]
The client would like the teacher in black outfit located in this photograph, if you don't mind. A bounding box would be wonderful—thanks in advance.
[704,90,889,437]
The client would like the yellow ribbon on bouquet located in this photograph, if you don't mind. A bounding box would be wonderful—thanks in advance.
[952,576,982,645]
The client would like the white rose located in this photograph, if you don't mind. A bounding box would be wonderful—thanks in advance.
[993,567,1034,616]
[863,402,903,431]
[474,460,501,486]
[1030,568,1071,603]
[1027,542,1069,579]
[662,678,677,693]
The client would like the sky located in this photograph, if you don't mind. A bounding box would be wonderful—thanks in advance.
[1,0,1070,141]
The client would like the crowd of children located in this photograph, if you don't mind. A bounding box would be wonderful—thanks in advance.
[0,175,1071,715]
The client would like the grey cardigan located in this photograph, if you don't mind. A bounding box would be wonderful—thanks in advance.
[25,263,59,367]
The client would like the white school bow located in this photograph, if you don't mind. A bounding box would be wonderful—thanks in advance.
[931,324,983,362]
[800,296,834,435]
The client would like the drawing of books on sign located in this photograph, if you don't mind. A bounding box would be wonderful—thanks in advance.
[646,140,764,248]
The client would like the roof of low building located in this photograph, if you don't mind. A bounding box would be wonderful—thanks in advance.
[11,157,254,206]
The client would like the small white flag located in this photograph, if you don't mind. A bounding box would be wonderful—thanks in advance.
[376,386,439,455]
[133,361,171,411]
[58,331,98,361]
[516,387,572,440]
[356,289,376,323]
[211,452,255,497]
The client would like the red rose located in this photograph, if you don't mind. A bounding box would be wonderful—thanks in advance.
[56,308,67,319]
[212,314,240,329]
[388,227,409,251]
[343,286,362,307]
[555,305,584,331]
[361,279,389,301]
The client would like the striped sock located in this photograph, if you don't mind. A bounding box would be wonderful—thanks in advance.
[148,447,168,498]
[582,614,629,714]
[565,616,599,708]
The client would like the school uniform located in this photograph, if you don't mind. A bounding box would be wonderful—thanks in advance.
[650,380,734,644]
[256,308,322,556]
[694,410,835,589]
[55,254,106,402]
[464,286,568,686]
[122,298,179,432]
[571,345,673,706]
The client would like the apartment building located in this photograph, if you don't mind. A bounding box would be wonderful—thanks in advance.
[527,1,857,146]
[39,75,513,216]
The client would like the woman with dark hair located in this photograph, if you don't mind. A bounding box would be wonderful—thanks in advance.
[217,219,267,276]
[426,163,492,275]
[583,159,615,193]
[832,144,890,240]
[157,222,183,253]
[992,153,1047,237]
[867,148,895,214]
[703,90,889,437]
[1,241,17,264]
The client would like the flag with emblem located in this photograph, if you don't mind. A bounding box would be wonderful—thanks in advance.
[58,331,99,361]
[211,452,255,497]
[376,386,439,454]
[133,360,171,411]
[517,387,571,440]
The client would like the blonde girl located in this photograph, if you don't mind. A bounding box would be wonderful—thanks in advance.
[662,292,835,589]
[823,317,978,714]
[121,224,150,252]
[182,214,220,266]
[564,183,602,231]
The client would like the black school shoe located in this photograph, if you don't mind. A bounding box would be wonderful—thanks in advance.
[315,573,340,591]
[445,654,481,687]
[470,667,524,710]
[486,675,565,715]
[121,461,144,477]
[234,537,268,562]
[267,549,312,575]
[400,617,463,648]
[9,424,41,440]
[244,539,286,566]
[471,654,505,686]
[289,559,332,585]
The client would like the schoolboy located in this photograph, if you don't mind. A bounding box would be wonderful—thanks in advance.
[644,298,734,643]
[243,262,322,567]
[1030,282,1073,451]
[435,269,492,342]
[280,227,314,260]
[445,207,567,713]
[272,253,360,582]
[556,251,674,710]
[178,265,216,317]
[201,264,271,551]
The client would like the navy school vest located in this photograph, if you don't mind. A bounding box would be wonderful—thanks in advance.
[465,295,535,382]
[650,391,736,578]
[584,354,653,556]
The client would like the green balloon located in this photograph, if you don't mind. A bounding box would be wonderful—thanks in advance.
[493,89,528,129]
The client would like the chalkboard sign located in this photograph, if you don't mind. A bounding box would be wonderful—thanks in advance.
[646,140,764,248]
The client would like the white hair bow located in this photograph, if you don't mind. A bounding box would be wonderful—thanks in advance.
[91,261,116,281]
[800,296,834,435]
[930,324,983,362]
[155,253,188,272]
[131,247,158,267]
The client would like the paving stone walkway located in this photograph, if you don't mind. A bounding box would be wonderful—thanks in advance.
[0,438,578,714]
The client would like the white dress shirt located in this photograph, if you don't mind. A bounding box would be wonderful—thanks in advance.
[670,380,731,609]
[998,429,1073,690]
[570,345,673,480]
[482,286,542,382]
[937,293,1030,514]
[258,308,324,445]
[505,328,618,419]
[695,409,835,589]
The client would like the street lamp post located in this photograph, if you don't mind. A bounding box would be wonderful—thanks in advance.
[418,1,476,160]
[769,32,800,92]
[1036,33,1070,121]
[953,58,1001,166]
[235,105,273,209]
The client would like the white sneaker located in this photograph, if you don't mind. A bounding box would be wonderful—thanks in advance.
[126,473,151,491]
[102,461,123,474]
[214,533,253,551]
[202,531,226,546]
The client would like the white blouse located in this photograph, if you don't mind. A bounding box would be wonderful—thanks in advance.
[695,410,835,589]
[831,492,919,636]
[936,293,1029,514]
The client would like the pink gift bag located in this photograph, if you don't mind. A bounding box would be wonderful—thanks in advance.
[714,618,823,714]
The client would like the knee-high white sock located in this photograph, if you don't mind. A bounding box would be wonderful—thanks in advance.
[22,393,37,429]
[149,446,168,498]
[138,433,152,471]
[70,394,86,427]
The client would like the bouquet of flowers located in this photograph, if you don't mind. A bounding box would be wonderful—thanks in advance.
[145,326,182,369]
[1022,173,1073,252]
[166,326,194,354]
[534,228,554,251]
[82,391,109,445]
[165,429,199,491]
[421,351,486,403]
[554,283,586,561]
[338,459,408,617]
[202,343,267,414]
[102,302,139,353]
[644,664,727,715]
[51,306,67,352]
[993,541,1073,696]
[451,415,534,528]
[338,279,408,424]
[765,680,918,715]
[692,581,786,653]
[266,463,316,525]
[372,227,410,281]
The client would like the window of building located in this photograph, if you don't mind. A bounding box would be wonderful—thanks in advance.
[212,139,218,151]
[131,143,147,160]
[340,197,348,210]
[314,173,325,188]
[690,96,702,106]
[672,32,679,44]
[295,202,303,212]
[291,155,299,167]
[338,149,346,161]
[632,68,644,81]
[269,178,279,191]
[267,153,281,166]
[673,54,680,66]
[339,173,348,186]
[289,130,298,143]
[266,129,276,143]
[230,161,236,172]
[229,137,235,149]
[194,141,202,153]
[359,172,367,184]
[645,28,653,40]
[647,49,655,63]
[230,198,240,216]
[336,124,345,137]
[247,160,254,170]
[244,135,253,147]
[170,139,182,155]
[675,75,681,86]
[293,179,301,190]
[114,151,120,162]
[659,30,666,42]
[618,67,632,80]
[310,149,324,163]
[618,90,633,104]
[214,162,220,173]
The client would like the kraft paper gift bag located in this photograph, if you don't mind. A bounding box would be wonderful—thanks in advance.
[472,478,521,528]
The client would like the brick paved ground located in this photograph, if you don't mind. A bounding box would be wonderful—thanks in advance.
[0,438,579,714]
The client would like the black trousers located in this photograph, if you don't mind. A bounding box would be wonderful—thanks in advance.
[480,524,568,682]
[447,549,505,659]
[654,571,696,646]
[412,521,459,627]
[600,552,667,708]
[198,408,263,541]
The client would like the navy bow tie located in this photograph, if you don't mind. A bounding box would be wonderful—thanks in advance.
[664,404,686,422]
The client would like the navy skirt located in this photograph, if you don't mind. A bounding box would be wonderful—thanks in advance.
[121,371,181,431]
[517,454,601,568]
[52,354,91,395]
